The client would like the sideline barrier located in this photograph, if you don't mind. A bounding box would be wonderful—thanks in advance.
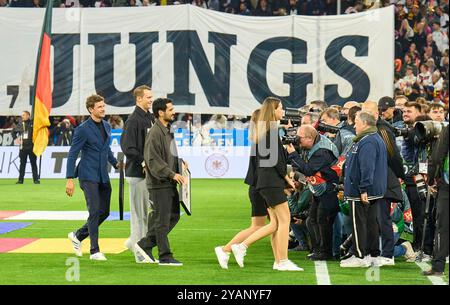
[0,146,251,179]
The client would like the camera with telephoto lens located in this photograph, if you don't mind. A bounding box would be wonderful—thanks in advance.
[282,135,300,146]
[393,126,413,138]
[282,127,300,146]
[415,174,427,200]
[414,121,448,144]
[280,108,303,127]
[317,122,340,134]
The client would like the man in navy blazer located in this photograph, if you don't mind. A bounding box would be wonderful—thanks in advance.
[65,94,119,261]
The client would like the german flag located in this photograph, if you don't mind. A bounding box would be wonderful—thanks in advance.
[32,0,53,157]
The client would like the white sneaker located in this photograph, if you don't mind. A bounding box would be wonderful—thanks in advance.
[134,251,147,264]
[373,256,395,267]
[214,246,230,270]
[231,244,246,268]
[446,256,449,264]
[68,232,82,257]
[277,259,304,271]
[134,243,159,264]
[273,261,279,270]
[340,255,371,268]
[422,254,432,263]
[415,252,432,262]
[90,252,107,261]
[124,238,133,250]
[401,241,416,262]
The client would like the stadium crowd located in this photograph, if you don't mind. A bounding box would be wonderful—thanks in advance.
[1,0,448,133]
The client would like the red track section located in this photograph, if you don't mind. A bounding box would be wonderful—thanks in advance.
[0,211,25,220]
[0,238,38,253]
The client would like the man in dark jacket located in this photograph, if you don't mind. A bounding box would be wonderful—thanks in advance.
[65,95,119,261]
[423,124,449,276]
[13,111,39,184]
[120,85,155,262]
[286,125,340,261]
[362,99,405,266]
[135,98,186,266]
[340,111,387,268]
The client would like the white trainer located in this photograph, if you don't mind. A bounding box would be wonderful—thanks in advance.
[373,256,395,267]
[214,246,230,270]
[273,261,279,270]
[415,252,432,262]
[231,244,246,268]
[124,238,133,251]
[340,255,371,268]
[422,253,432,262]
[401,241,416,262]
[68,232,82,257]
[134,243,159,264]
[90,252,107,261]
[277,259,304,271]
[134,251,147,264]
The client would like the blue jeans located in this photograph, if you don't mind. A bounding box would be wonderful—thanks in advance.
[290,222,308,247]
[393,232,406,258]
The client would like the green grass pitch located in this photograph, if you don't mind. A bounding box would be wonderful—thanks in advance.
[0,178,448,285]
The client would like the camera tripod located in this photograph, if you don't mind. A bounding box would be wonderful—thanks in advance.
[416,185,436,262]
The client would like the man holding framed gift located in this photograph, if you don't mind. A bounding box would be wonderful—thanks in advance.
[134,98,186,266]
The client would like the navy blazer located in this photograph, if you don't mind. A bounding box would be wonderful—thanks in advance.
[66,117,118,184]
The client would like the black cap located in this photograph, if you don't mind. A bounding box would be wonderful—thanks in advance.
[378,96,395,110]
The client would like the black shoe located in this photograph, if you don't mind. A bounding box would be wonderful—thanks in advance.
[159,258,183,266]
[288,240,299,249]
[134,242,158,263]
[340,251,353,261]
[16,180,23,184]
[34,180,40,184]
[309,252,334,261]
[422,270,444,276]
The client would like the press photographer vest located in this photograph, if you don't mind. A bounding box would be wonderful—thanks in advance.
[306,134,341,196]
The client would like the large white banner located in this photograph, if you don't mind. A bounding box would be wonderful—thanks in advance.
[0,146,250,179]
[0,5,394,116]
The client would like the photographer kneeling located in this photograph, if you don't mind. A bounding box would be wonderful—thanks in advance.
[286,125,340,261]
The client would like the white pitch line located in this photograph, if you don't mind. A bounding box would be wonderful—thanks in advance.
[415,261,448,285]
[314,261,331,285]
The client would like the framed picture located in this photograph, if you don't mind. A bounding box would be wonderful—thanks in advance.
[178,158,191,216]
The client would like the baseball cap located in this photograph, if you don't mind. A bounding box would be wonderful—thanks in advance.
[378,96,395,110]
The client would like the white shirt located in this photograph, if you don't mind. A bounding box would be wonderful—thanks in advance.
[432,29,449,53]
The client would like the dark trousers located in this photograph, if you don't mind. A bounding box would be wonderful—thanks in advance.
[306,187,339,256]
[349,199,381,258]
[306,200,320,253]
[75,180,111,254]
[406,185,425,251]
[18,149,38,181]
[377,198,395,258]
[423,197,436,255]
[139,187,180,260]
[431,183,449,273]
